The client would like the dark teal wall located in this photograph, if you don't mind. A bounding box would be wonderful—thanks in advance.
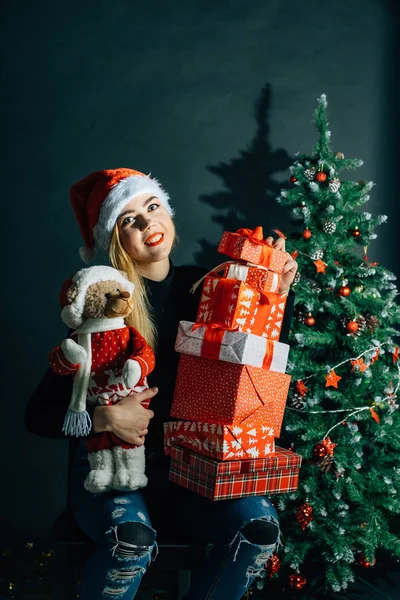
[2,0,399,542]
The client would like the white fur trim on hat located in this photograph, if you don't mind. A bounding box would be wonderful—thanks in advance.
[93,174,174,251]
[61,265,135,329]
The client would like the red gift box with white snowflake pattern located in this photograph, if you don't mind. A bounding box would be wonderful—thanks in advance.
[223,262,282,294]
[170,355,291,436]
[218,229,289,274]
[168,444,302,500]
[196,276,288,340]
[164,409,275,461]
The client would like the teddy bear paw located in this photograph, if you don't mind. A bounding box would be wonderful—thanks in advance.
[83,470,115,494]
[113,469,148,492]
[61,338,87,365]
[123,359,142,388]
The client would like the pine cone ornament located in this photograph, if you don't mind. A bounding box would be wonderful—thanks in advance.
[310,249,324,260]
[304,167,316,181]
[292,271,302,286]
[328,177,341,193]
[289,392,305,409]
[322,220,337,234]
[366,315,379,333]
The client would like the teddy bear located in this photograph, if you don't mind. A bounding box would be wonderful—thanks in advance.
[49,265,155,494]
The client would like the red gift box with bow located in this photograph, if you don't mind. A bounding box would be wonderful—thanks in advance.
[218,227,290,273]
[196,276,288,340]
[168,444,302,500]
[175,321,289,372]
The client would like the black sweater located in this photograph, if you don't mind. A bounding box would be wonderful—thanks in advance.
[24,262,294,454]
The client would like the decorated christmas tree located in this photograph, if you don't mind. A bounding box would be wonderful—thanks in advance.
[262,94,400,593]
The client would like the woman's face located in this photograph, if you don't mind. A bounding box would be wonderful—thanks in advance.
[116,193,175,264]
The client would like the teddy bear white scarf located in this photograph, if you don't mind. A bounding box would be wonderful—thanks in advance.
[62,317,126,437]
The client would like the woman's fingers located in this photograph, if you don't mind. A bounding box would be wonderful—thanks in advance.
[265,236,286,252]
[274,237,286,252]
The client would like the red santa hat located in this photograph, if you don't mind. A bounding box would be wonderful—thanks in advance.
[70,168,174,263]
[60,265,135,330]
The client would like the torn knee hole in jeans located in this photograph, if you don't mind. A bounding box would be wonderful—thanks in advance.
[106,525,156,560]
[107,565,146,582]
[102,585,130,597]
[228,517,280,563]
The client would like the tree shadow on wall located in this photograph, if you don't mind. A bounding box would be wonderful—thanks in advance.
[194,84,294,269]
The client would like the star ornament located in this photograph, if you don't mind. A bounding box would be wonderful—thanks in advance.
[321,437,337,456]
[370,348,380,365]
[314,258,327,273]
[393,346,399,364]
[325,369,342,388]
[350,358,368,373]
[296,380,309,397]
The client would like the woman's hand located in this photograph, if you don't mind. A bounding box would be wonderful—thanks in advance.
[265,236,298,294]
[93,387,158,445]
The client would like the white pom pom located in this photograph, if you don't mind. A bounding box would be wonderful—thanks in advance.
[79,246,96,264]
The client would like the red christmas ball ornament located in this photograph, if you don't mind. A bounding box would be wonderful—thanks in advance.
[302,228,312,239]
[339,285,351,297]
[265,553,281,578]
[296,502,313,530]
[304,313,315,327]
[358,553,376,568]
[346,320,359,334]
[315,171,327,182]
[352,226,361,238]
[290,175,297,183]
[313,443,328,460]
[289,573,307,590]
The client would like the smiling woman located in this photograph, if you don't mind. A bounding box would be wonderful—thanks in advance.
[25,167,297,600]
[115,193,176,274]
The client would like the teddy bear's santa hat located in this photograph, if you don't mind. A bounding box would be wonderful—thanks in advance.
[60,265,135,330]
[70,168,174,263]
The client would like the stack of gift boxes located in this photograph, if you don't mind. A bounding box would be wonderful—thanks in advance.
[164,227,302,501]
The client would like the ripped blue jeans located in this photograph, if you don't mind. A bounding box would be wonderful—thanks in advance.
[70,442,280,600]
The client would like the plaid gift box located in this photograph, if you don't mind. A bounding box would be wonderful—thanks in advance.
[170,355,291,436]
[175,321,289,372]
[169,444,302,500]
[218,227,290,273]
[197,276,288,340]
[223,262,282,294]
[164,413,275,461]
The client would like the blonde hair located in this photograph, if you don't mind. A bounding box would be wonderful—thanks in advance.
[108,225,158,349]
